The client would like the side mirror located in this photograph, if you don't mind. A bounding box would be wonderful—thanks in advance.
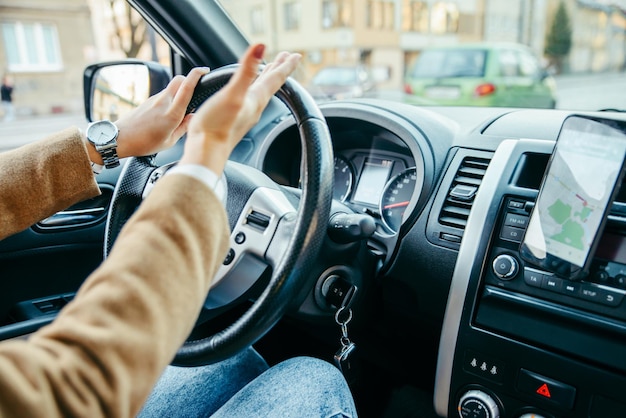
[83,60,171,123]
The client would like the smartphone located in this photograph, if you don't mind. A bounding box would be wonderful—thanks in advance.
[519,115,626,280]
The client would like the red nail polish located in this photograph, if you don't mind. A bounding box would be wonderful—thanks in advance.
[253,44,265,60]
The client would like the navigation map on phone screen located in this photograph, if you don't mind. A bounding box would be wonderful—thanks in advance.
[520,116,626,278]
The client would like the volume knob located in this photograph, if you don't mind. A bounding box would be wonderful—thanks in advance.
[492,254,518,280]
[458,389,500,418]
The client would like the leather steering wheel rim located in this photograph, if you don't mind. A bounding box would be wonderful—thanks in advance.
[104,64,333,366]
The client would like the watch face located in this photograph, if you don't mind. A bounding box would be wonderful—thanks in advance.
[88,120,118,145]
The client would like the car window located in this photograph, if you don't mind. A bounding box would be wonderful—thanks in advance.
[517,50,541,77]
[498,49,520,77]
[409,49,486,78]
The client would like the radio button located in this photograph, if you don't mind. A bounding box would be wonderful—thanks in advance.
[524,269,544,288]
[504,212,529,228]
[542,276,563,292]
[500,225,525,242]
[614,274,626,288]
[561,281,581,297]
[600,290,623,307]
[507,199,526,210]
[580,285,603,303]
[493,254,519,279]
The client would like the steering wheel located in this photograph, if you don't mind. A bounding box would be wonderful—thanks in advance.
[103,64,333,366]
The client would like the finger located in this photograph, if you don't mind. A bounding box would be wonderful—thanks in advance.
[170,67,210,112]
[258,51,290,77]
[171,113,194,140]
[249,53,301,101]
[164,74,186,95]
[224,43,265,98]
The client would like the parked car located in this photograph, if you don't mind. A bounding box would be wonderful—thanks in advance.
[2,1,626,418]
[404,42,557,108]
[307,65,376,101]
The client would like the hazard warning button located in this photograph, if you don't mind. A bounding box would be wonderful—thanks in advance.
[517,368,576,409]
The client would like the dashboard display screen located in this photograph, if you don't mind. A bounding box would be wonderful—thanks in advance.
[352,158,393,205]
[520,115,626,279]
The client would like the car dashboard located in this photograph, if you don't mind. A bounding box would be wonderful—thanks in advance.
[250,98,626,418]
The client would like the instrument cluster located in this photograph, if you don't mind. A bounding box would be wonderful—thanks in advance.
[258,116,425,235]
[332,152,421,234]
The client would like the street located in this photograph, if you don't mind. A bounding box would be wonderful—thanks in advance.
[1,71,624,153]
[0,112,86,153]
[554,71,626,111]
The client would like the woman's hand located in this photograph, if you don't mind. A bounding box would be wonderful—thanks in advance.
[179,43,301,174]
[112,66,210,159]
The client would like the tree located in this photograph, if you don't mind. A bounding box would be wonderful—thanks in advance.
[108,0,147,58]
[544,0,572,74]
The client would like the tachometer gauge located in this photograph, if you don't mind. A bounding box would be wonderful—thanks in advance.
[380,167,418,233]
[333,156,354,201]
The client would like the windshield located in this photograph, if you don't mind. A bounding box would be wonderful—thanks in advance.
[218,0,626,112]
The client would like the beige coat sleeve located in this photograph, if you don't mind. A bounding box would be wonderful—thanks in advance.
[0,132,230,417]
[0,127,101,240]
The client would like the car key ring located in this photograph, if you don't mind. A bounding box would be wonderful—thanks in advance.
[334,306,356,376]
[335,306,353,347]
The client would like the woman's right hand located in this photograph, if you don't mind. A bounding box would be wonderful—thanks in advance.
[179,43,302,174]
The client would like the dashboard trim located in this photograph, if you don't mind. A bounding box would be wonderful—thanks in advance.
[434,138,523,415]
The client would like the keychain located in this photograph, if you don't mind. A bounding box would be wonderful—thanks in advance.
[333,306,356,375]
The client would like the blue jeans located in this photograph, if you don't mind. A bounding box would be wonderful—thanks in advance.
[138,348,357,417]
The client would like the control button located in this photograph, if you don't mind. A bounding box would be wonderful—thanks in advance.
[504,212,529,228]
[599,289,624,307]
[579,284,603,304]
[223,248,235,265]
[234,232,246,244]
[579,283,624,307]
[518,413,548,418]
[561,281,581,297]
[493,254,519,280]
[463,350,505,384]
[541,276,562,293]
[458,389,500,418]
[517,368,576,409]
[594,270,609,284]
[615,274,626,288]
[508,200,526,210]
[500,225,525,242]
[440,232,462,243]
[524,269,544,288]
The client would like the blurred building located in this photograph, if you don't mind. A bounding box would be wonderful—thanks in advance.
[0,0,168,118]
[0,0,94,117]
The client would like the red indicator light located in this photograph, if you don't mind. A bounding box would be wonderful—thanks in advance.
[536,383,551,398]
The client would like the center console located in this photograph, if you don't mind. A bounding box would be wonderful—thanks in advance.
[434,133,626,418]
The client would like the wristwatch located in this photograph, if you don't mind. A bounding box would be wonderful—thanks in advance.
[86,120,120,169]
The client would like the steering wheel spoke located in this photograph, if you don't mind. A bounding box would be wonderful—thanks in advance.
[205,186,297,308]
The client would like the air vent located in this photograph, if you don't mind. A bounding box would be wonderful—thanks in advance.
[438,157,491,230]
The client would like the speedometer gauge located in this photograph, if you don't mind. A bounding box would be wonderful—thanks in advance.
[380,167,418,233]
[333,156,354,201]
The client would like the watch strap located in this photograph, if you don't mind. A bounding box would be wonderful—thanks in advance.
[99,145,120,169]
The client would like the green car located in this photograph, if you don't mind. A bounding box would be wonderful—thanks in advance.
[404,42,557,108]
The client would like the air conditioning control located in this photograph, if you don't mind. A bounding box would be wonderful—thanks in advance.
[458,389,500,418]
[492,254,519,280]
